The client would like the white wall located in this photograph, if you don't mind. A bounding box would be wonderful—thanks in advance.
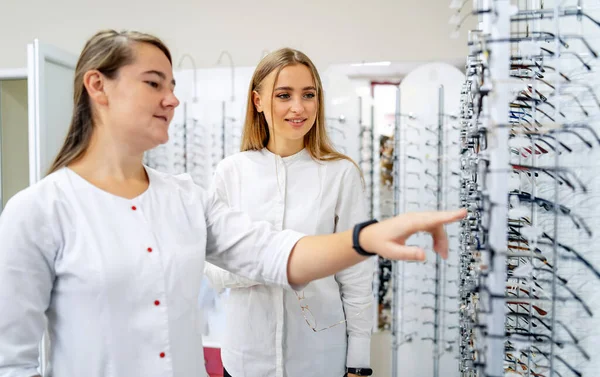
[0,0,476,70]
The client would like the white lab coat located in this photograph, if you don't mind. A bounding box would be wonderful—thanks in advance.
[0,166,303,377]
[204,148,374,377]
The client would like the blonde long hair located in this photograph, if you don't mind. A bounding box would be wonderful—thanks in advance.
[47,30,172,175]
[239,48,361,175]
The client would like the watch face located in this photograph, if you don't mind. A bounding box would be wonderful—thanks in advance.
[347,368,373,376]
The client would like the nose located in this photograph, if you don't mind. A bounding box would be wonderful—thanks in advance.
[290,96,304,114]
[163,91,180,108]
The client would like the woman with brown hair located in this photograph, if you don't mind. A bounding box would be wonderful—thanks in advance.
[203,48,370,377]
[0,31,464,377]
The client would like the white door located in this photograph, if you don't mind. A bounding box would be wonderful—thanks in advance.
[27,39,77,376]
[27,39,77,184]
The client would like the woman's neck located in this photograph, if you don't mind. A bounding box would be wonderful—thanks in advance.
[266,137,304,158]
[68,129,149,198]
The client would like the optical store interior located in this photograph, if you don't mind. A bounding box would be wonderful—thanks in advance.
[1,0,599,376]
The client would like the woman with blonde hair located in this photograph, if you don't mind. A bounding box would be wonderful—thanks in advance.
[204,48,374,377]
[0,30,464,377]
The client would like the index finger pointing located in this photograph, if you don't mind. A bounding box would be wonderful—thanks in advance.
[403,209,467,233]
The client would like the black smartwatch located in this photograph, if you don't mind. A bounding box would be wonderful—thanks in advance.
[352,219,378,256]
[346,367,373,376]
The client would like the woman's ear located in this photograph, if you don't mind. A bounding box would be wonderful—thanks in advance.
[253,91,263,113]
[83,70,108,106]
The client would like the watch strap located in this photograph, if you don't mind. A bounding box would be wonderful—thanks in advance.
[351,219,378,256]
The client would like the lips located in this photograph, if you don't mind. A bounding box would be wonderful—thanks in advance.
[286,118,307,128]
[154,115,168,122]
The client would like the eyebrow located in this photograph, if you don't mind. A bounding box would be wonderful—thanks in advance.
[143,70,176,86]
[274,86,317,91]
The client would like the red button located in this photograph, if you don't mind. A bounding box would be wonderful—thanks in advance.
[131,206,137,211]
[147,247,153,253]
[160,352,165,358]
[154,300,160,306]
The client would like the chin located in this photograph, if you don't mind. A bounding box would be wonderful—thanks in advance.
[283,132,308,143]
[155,136,170,147]
[157,128,171,143]
[145,133,170,150]
[288,126,312,138]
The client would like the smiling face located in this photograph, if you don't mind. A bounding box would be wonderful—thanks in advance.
[253,63,318,154]
[95,42,180,151]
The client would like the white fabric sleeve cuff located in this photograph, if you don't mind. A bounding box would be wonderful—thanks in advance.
[346,336,371,368]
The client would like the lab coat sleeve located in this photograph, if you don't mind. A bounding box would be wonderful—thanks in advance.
[203,167,264,292]
[333,164,375,368]
[202,167,304,289]
[0,189,59,377]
